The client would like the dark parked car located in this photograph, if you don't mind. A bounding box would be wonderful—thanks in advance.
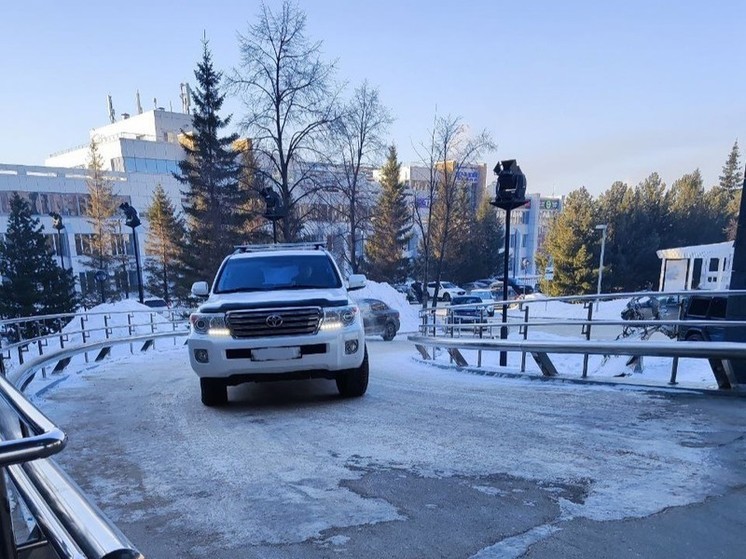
[621,295,681,322]
[357,298,400,341]
[143,297,169,309]
[677,294,727,341]
[448,296,491,324]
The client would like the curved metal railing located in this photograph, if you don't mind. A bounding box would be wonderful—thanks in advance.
[0,309,190,558]
[411,289,746,391]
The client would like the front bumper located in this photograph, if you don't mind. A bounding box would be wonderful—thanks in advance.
[187,327,365,380]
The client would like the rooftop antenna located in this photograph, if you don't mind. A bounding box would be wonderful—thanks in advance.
[107,94,115,123]
[153,97,158,109]
[136,90,143,114]
[180,82,192,114]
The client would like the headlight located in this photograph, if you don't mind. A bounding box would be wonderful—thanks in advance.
[320,305,358,331]
[190,313,229,335]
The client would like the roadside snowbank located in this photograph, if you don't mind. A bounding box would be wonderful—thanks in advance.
[349,280,420,333]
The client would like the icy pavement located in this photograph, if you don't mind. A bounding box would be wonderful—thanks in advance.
[31,338,746,558]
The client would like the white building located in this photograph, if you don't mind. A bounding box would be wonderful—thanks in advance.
[0,109,192,298]
[500,193,563,281]
[657,241,734,291]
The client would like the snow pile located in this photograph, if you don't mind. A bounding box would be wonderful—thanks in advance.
[349,280,421,333]
[60,300,185,346]
[513,297,630,320]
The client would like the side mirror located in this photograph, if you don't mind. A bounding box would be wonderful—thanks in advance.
[347,274,366,291]
[191,281,209,297]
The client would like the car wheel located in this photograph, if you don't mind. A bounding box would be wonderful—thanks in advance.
[200,378,228,407]
[442,292,451,302]
[382,322,397,341]
[686,332,705,342]
[336,348,369,397]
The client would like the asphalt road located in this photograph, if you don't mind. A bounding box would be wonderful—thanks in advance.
[39,338,746,558]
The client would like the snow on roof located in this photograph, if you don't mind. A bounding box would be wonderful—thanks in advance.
[656,241,733,260]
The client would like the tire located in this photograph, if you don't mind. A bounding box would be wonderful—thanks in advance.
[200,378,228,407]
[382,322,397,341]
[442,292,451,302]
[336,348,369,398]
[686,332,705,342]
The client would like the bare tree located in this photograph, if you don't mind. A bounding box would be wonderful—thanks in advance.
[231,1,341,241]
[412,115,494,308]
[325,81,392,273]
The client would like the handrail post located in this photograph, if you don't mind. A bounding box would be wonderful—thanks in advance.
[669,357,679,385]
[582,302,594,378]
[521,304,529,372]
[0,467,19,559]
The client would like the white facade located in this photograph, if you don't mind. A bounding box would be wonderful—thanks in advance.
[501,193,563,281]
[1,109,192,299]
[657,241,734,291]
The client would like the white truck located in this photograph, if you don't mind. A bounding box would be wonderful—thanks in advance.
[187,243,368,406]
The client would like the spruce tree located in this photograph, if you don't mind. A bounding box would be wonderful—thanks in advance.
[0,193,78,332]
[144,184,187,303]
[84,138,118,302]
[462,196,503,281]
[719,141,742,192]
[365,146,412,283]
[541,187,598,296]
[176,37,242,287]
[719,141,743,240]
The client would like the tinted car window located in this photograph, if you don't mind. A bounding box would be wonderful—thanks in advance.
[215,254,341,293]
[709,297,727,318]
[451,297,481,305]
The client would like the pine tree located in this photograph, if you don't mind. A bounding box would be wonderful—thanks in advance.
[719,141,742,192]
[719,141,743,240]
[462,196,503,281]
[666,169,725,247]
[0,193,78,333]
[365,146,412,283]
[541,187,598,296]
[144,184,187,303]
[84,138,118,302]
[177,37,242,287]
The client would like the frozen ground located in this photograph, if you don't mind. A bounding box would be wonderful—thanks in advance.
[29,338,746,558]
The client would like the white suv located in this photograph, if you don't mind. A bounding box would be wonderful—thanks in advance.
[187,244,368,406]
[426,281,466,302]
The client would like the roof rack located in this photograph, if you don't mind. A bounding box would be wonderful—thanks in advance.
[233,242,326,253]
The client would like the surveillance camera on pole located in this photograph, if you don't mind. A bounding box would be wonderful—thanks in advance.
[490,159,529,367]
[119,202,144,303]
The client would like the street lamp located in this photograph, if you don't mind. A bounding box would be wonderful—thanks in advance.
[490,159,528,367]
[48,212,65,269]
[119,202,144,304]
[595,224,608,310]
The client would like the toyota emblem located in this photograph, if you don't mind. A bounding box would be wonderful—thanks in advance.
[266,314,283,328]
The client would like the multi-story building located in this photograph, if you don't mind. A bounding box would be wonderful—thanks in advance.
[0,108,192,299]
[498,192,563,281]
[399,162,488,258]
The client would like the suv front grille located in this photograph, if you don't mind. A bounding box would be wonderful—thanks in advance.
[226,307,322,338]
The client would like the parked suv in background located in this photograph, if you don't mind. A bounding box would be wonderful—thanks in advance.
[426,281,466,302]
[187,243,368,406]
[677,294,727,342]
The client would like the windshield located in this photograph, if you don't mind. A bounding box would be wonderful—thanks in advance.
[214,254,341,293]
[471,291,493,301]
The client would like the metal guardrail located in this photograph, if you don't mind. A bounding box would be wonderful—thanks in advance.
[412,289,746,391]
[1,311,189,559]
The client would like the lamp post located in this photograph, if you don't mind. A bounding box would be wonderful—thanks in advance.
[48,212,65,269]
[119,202,144,304]
[595,224,607,310]
[490,160,528,367]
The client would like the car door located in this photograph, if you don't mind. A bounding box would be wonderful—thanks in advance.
[357,300,374,334]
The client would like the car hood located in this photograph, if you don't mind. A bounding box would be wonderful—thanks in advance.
[198,288,350,313]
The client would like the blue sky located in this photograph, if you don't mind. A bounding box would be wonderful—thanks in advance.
[1,0,744,196]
